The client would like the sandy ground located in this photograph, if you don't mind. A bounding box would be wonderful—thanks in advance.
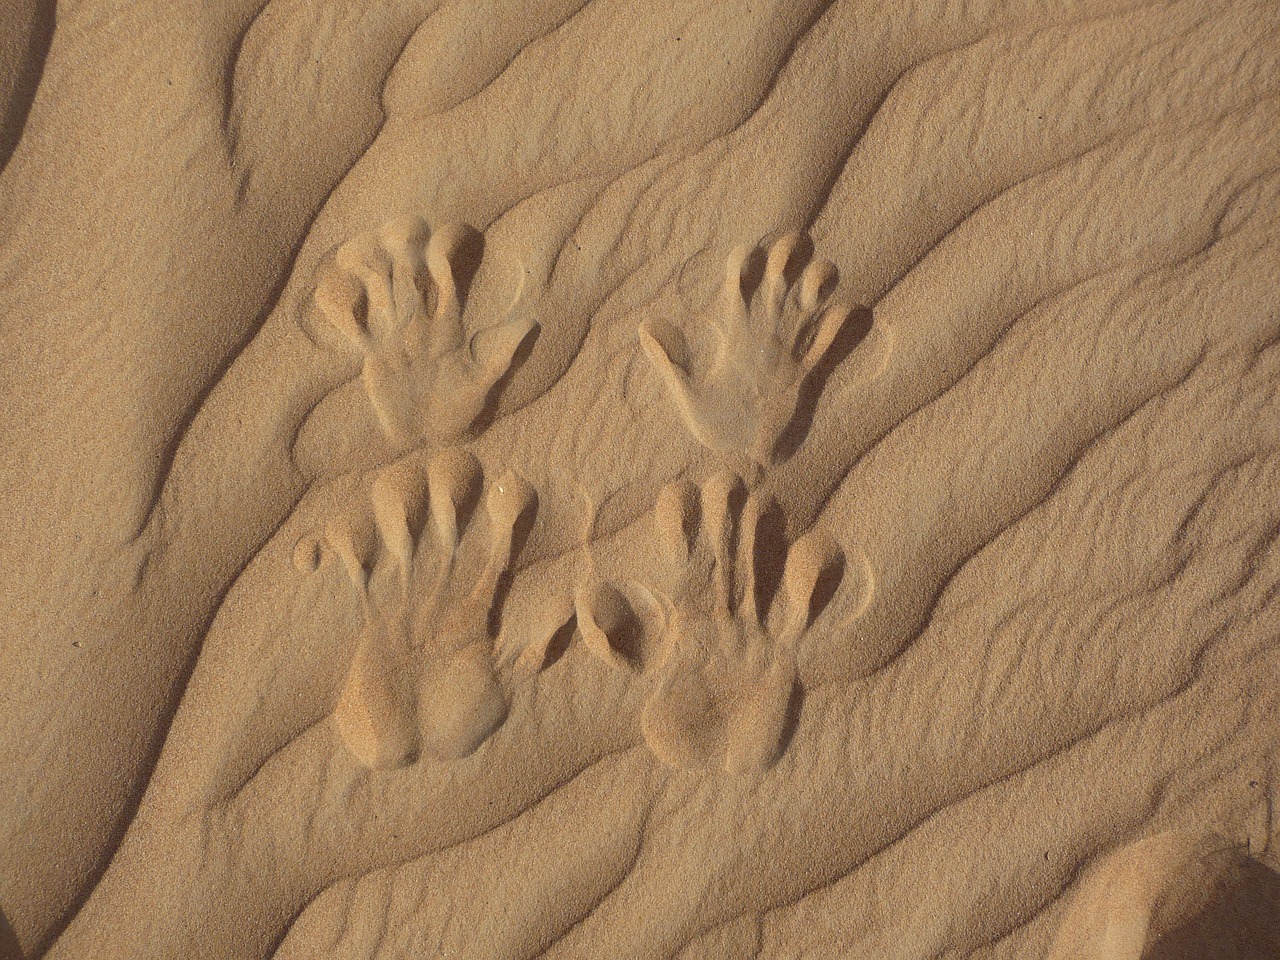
[1,1,1278,958]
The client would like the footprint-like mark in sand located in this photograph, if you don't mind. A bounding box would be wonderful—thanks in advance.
[1046,830,1278,960]
[299,215,537,451]
[296,451,535,767]
[639,233,868,467]
[640,472,843,774]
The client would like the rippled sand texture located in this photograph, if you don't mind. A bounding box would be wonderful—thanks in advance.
[2,1,1279,958]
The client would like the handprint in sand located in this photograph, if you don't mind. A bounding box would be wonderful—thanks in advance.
[640,472,843,774]
[639,233,864,466]
[301,216,537,449]
[297,450,535,767]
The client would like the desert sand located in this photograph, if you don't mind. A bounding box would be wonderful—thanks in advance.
[1,0,1278,957]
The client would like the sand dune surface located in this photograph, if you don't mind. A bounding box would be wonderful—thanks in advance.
[1,1,1278,958]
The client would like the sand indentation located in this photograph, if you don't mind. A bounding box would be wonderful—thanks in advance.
[639,472,842,774]
[297,450,535,766]
[639,233,865,466]
[1048,831,1280,960]
[297,216,536,464]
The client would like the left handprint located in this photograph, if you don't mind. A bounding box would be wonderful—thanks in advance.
[296,217,537,472]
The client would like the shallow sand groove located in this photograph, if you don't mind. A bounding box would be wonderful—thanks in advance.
[1,0,1278,958]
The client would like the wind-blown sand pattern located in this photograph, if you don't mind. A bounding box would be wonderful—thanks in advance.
[1,1,1278,958]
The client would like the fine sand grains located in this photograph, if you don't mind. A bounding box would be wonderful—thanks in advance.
[2,1,1279,959]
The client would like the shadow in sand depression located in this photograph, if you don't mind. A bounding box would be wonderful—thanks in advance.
[0,904,24,960]
[1146,857,1280,960]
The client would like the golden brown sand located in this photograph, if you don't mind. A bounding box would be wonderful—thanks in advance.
[1,1,1278,957]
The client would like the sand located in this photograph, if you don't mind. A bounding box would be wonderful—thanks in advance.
[1,1,1278,957]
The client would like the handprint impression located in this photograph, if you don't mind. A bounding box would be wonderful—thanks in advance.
[640,233,867,466]
[297,450,535,768]
[641,472,844,774]
[299,216,536,460]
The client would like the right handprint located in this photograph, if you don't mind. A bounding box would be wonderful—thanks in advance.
[295,449,535,768]
[639,233,865,467]
[640,472,843,774]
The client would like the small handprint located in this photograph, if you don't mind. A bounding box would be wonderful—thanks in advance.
[639,471,843,774]
[639,233,863,466]
[296,450,535,767]
[301,216,537,450]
